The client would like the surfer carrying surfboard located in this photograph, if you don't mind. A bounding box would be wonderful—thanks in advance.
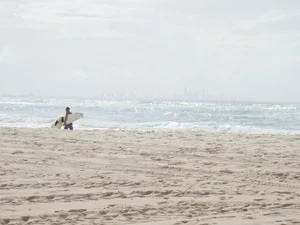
[51,109,83,129]
[64,107,73,130]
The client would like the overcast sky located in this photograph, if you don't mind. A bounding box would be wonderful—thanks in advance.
[0,0,300,102]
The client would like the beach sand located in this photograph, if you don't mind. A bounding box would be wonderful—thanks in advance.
[1,127,299,225]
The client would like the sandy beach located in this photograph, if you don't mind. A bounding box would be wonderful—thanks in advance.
[0,127,299,225]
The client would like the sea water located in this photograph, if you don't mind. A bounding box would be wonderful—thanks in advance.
[1,96,300,135]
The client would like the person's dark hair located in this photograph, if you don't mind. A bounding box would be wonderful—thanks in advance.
[66,107,70,111]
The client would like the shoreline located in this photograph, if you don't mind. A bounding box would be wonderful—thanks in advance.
[1,126,300,137]
[1,127,300,224]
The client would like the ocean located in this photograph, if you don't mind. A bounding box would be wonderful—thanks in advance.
[1,96,300,135]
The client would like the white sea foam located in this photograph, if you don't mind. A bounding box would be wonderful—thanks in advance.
[0,96,300,135]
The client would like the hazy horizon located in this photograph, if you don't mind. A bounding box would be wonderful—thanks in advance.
[2,92,300,105]
[1,0,300,102]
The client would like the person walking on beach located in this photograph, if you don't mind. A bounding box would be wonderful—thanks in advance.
[64,107,73,130]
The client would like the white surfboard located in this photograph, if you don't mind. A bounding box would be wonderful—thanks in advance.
[51,112,84,129]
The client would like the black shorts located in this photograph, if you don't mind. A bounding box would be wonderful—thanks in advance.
[64,123,73,130]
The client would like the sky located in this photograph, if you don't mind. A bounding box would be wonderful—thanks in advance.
[0,0,300,102]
